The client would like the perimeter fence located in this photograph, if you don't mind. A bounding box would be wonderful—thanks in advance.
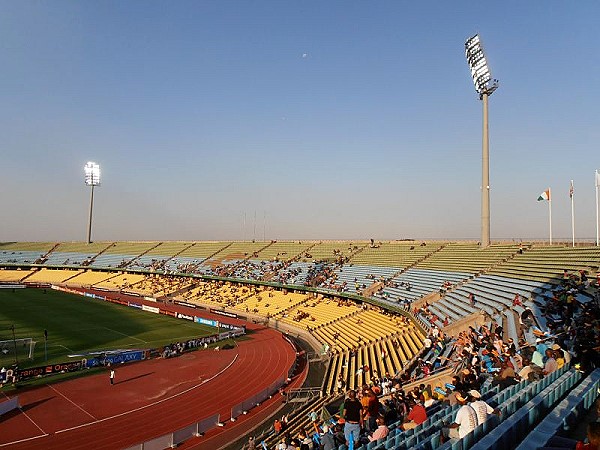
[122,414,220,450]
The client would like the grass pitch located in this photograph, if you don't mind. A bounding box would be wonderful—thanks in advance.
[0,288,217,369]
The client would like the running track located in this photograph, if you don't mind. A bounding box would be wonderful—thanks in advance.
[0,295,300,449]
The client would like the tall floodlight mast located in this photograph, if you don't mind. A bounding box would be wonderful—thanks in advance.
[465,34,499,248]
[84,162,101,244]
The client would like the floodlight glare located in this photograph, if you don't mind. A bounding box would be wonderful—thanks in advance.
[84,161,101,243]
[84,161,101,186]
[465,34,498,98]
[464,34,499,248]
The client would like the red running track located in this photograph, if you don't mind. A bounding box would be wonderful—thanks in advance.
[0,303,298,450]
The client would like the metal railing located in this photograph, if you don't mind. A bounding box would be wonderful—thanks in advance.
[122,414,220,450]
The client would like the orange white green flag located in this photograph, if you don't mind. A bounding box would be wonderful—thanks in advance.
[537,189,551,202]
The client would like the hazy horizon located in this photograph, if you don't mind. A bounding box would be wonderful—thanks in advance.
[2,2,599,243]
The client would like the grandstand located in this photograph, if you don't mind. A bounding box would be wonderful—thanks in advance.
[43,242,111,266]
[64,270,115,286]
[125,274,193,298]
[23,268,83,284]
[0,268,34,283]
[1,240,599,450]
[0,242,56,265]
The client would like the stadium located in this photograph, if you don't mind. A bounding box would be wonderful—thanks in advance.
[2,3,600,450]
[0,240,599,449]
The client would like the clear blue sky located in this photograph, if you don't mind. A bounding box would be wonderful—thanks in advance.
[1,1,599,242]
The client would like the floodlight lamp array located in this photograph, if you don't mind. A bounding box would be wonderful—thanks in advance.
[84,161,101,186]
[465,34,498,98]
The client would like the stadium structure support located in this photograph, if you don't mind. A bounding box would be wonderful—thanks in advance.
[84,161,101,244]
[465,34,499,248]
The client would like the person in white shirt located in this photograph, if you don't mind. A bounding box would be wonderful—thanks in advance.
[468,390,499,425]
[445,392,478,439]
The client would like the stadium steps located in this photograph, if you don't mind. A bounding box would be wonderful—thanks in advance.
[262,394,332,450]
[123,242,163,268]
[247,241,275,260]
[59,269,88,284]
[159,241,197,269]
[38,242,60,264]
[199,241,233,264]
[84,242,117,266]
[386,243,448,281]
[18,270,37,283]
[289,242,318,262]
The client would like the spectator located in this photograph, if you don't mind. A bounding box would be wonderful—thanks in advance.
[543,349,558,376]
[444,391,478,440]
[361,387,380,432]
[401,397,427,430]
[368,416,389,442]
[341,390,362,447]
[319,424,335,450]
[468,390,499,424]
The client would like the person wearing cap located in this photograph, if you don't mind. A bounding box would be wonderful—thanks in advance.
[445,391,478,440]
[536,338,549,356]
[468,390,500,425]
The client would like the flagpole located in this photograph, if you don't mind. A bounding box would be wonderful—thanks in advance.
[570,180,575,248]
[548,188,552,245]
[595,169,600,247]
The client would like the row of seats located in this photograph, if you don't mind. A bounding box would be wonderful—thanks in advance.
[377,269,471,304]
[361,365,572,450]
[515,368,600,450]
[0,269,33,282]
[310,309,419,352]
[351,242,439,268]
[4,242,598,278]
[276,298,360,330]
[23,268,83,284]
[323,331,423,393]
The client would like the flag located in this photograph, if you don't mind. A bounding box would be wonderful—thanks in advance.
[596,170,600,188]
[569,180,574,199]
[537,189,550,202]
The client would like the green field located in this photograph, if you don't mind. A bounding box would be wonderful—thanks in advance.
[0,288,217,369]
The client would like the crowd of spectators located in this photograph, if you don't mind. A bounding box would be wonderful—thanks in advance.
[126,274,192,298]
[160,334,220,358]
[255,272,600,449]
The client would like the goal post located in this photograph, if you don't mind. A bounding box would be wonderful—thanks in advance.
[0,338,36,366]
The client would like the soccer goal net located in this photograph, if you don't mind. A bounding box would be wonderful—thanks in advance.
[0,338,36,366]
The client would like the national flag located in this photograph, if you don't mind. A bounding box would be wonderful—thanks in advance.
[537,189,550,202]
[569,180,574,199]
[596,170,600,188]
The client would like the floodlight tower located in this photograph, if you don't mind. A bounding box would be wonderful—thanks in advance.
[84,162,101,244]
[465,34,499,248]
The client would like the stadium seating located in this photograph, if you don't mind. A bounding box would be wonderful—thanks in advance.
[0,242,56,264]
[0,269,34,283]
[350,241,439,268]
[488,245,600,284]
[124,274,194,298]
[25,268,83,284]
[44,242,111,266]
[284,298,358,326]
[515,368,600,450]
[65,270,115,286]
[1,240,599,449]
[92,273,146,290]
